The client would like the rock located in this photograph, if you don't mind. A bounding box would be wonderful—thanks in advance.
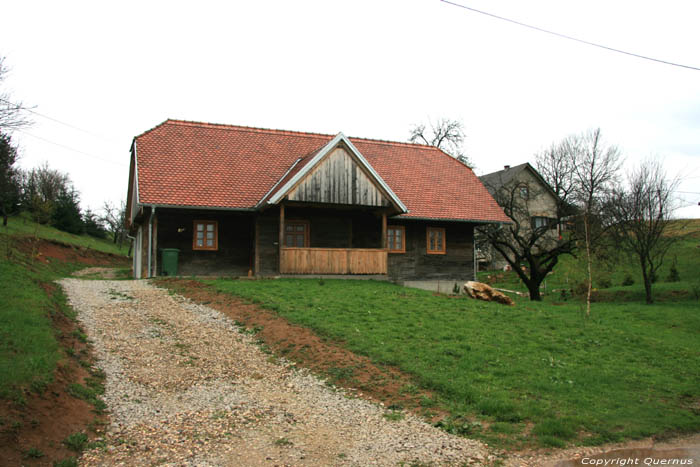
[463,281,515,306]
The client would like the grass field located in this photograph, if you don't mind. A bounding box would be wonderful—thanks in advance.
[0,214,128,400]
[205,240,700,449]
[478,219,700,302]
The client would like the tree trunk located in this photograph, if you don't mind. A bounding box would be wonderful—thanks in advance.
[644,276,653,304]
[584,215,592,316]
[640,257,653,304]
[1,206,7,226]
[527,282,542,301]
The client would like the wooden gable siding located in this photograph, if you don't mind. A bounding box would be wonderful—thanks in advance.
[287,146,391,207]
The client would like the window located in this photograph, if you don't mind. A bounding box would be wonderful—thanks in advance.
[426,227,446,254]
[284,220,309,247]
[519,185,529,200]
[531,216,557,230]
[387,225,405,253]
[193,220,218,250]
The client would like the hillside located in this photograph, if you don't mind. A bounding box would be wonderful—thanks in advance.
[479,218,700,302]
[0,215,129,466]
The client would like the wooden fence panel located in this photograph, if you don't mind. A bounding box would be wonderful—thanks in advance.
[280,248,387,274]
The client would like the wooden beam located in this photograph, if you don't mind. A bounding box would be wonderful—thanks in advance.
[151,213,158,277]
[254,216,260,276]
[381,212,387,249]
[278,204,285,273]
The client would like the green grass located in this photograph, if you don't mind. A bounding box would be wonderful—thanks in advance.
[478,219,700,302]
[0,255,66,400]
[205,277,700,449]
[2,212,129,256]
[62,432,88,452]
[0,214,128,400]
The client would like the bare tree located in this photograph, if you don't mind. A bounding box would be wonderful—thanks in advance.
[0,56,32,131]
[536,139,576,202]
[568,129,622,315]
[409,118,471,166]
[479,166,577,301]
[101,200,127,247]
[605,159,679,304]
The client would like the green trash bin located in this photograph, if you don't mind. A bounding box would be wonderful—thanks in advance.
[161,248,180,276]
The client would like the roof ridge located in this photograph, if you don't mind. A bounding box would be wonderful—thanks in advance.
[139,119,442,151]
[162,119,337,140]
[347,135,440,150]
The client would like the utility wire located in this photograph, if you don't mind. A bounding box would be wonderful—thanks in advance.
[14,128,127,167]
[440,0,700,71]
[0,97,119,143]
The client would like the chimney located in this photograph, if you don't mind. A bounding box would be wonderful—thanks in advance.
[504,165,510,170]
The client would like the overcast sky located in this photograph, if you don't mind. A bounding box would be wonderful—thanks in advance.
[2,0,699,217]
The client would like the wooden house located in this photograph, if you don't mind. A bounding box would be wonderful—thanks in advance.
[126,120,509,282]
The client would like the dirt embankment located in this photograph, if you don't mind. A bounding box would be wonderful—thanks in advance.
[0,282,108,466]
[0,238,127,466]
[11,236,129,267]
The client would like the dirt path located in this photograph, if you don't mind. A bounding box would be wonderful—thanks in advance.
[59,279,490,466]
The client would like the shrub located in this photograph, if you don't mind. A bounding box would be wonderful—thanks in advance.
[598,278,612,289]
[667,259,680,282]
[573,282,588,298]
[54,457,78,467]
[690,282,700,301]
[24,447,43,459]
[62,432,88,452]
[621,274,635,286]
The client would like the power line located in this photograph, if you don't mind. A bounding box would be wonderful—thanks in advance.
[0,97,119,143]
[440,0,700,71]
[14,128,127,167]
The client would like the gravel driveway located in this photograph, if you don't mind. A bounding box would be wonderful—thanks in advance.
[59,279,490,466]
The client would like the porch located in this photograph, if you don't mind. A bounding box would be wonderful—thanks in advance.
[269,203,390,275]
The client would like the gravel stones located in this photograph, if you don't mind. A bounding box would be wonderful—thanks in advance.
[59,278,489,466]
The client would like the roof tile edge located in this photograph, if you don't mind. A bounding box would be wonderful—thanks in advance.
[134,119,444,151]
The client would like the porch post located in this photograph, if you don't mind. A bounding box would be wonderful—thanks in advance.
[278,203,285,273]
[381,212,387,249]
[254,216,260,276]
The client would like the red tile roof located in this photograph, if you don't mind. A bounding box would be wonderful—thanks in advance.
[133,119,509,223]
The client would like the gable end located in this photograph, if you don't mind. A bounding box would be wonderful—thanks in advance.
[287,145,391,207]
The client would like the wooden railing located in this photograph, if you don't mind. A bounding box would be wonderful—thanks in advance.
[280,248,387,274]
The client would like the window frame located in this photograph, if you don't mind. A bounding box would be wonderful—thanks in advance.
[283,220,310,248]
[531,216,557,231]
[519,185,529,200]
[426,227,446,255]
[387,225,406,254]
[192,220,218,251]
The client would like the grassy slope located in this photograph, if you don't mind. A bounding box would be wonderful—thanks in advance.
[207,279,699,448]
[205,221,700,449]
[2,212,129,256]
[0,214,127,399]
[479,219,700,299]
